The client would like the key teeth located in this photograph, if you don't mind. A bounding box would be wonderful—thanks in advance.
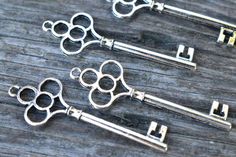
[217,27,225,44]
[217,27,236,47]
[147,121,167,142]
[209,101,229,120]
[176,44,194,62]
[229,32,236,46]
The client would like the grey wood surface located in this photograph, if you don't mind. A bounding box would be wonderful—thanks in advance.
[0,0,236,156]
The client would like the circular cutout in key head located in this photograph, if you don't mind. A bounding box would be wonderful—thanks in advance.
[70,12,94,31]
[34,92,54,111]
[51,20,70,38]
[89,88,114,109]
[17,86,38,105]
[69,25,87,42]
[97,74,117,93]
[100,60,124,81]
[80,68,99,88]
[39,77,63,98]
[24,103,50,126]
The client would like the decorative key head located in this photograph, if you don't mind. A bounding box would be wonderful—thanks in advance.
[70,60,133,109]
[42,12,102,55]
[8,78,69,126]
[111,0,163,18]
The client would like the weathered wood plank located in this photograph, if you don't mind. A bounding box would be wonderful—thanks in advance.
[0,0,236,156]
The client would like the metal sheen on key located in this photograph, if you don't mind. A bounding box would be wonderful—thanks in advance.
[8,78,168,152]
[109,0,236,47]
[42,12,196,70]
[70,60,232,131]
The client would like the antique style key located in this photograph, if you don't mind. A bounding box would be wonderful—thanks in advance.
[109,0,236,46]
[42,12,196,70]
[70,60,232,131]
[8,78,168,152]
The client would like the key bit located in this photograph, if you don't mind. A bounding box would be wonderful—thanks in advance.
[217,27,236,46]
[176,45,194,62]
[147,121,167,142]
[210,101,229,120]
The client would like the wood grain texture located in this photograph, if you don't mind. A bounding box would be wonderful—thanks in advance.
[0,0,236,156]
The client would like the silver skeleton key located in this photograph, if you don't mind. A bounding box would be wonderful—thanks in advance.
[109,0,236,47]
[8,78,168,152]
[70,60,232,131]
[42,12,196,70]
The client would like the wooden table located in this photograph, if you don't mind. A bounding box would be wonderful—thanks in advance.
[0,0,236,156]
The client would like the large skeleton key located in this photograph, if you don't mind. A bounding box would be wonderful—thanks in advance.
[70,60,232,131]
[8,78,168,152]
[109,0,236,46]
[42,12,196,70]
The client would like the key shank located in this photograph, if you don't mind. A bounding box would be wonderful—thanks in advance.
[100,38,196,70]
[132,90,232,131]
[67,106,168,152]
[158,4,236,30]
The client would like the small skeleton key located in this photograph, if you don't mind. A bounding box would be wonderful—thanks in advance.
[42,12,196,70]
[70,60,232,131]
[8,78,168,152]
[109,0,236,46]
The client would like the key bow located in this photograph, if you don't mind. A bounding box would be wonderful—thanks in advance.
[42,12,102,55]
[8,78,69,126]
[71,60,133,109]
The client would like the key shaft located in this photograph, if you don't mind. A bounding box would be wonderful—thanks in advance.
[68,107,168,152]
[112,41,197,70]
[134,92,232,131]
[160,4,236,30]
